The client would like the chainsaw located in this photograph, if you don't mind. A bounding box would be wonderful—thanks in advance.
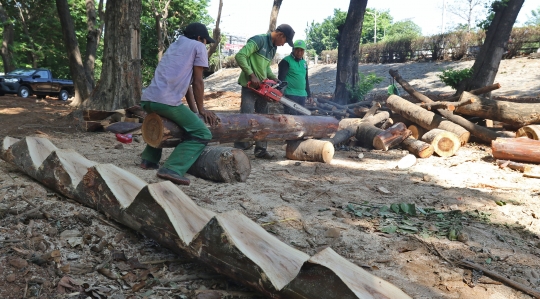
[247,79,312,115]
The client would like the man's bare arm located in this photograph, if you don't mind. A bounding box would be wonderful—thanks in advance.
[185,86,198,113]
[192,66,218,126]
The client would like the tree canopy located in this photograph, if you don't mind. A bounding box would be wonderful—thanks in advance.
[525,5,540,25]
[305,9,346,55]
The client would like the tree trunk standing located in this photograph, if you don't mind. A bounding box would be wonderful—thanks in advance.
[15,0,38,67]
[456,0,524,94]
[151,0,171,62]
[84,0,105,87]
[268,0,283,32]
[334,0,368,104]
[56,0,94,106]
[207,0,222,59]
[84,0,142,111]
[0,3,15,73]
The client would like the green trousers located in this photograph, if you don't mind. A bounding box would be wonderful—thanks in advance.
[140,101,212,176]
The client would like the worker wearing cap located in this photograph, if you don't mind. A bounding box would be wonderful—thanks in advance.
[234,24,295,159]
[278,40,312,115]
[139,22,218,186]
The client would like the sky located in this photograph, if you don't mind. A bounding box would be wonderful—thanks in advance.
[208,0,540,55]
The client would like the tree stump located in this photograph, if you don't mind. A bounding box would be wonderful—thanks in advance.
[187,147,251,183]
[421,129,461,157]
[286,139,335,163]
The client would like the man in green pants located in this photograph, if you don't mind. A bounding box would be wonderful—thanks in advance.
[139,22,218,186]
[234,24,295,159]
[278,40,312,115]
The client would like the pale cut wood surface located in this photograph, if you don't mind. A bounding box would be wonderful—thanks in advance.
[54,149,98,187]
[27,137,58,168]
[94,164,147,208]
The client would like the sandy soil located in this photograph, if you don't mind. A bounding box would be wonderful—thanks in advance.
[1,57,540,299]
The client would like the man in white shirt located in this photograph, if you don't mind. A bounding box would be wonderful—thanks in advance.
[139,22,218,186]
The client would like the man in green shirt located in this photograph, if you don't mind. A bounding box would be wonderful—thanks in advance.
[278,40,312,115]
[234,24,295,159]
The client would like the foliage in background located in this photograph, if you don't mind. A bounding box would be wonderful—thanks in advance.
[477,0,510,30]
[346,72,383,103]
[0,0,89,78]
[304,9,346,55]
[140,0,212,86]
[361,8,392,44]
[438,67,474,89]
[385,20,422,40]
[525,6,540,26]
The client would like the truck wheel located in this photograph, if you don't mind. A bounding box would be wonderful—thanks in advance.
[18,86,31,98]
[59,89,70,101]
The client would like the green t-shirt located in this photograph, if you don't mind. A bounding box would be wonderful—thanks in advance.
[282,54,308,96]
[235,33,277,87]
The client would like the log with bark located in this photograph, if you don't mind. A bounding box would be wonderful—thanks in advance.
[142,113,340,148]
[373,122,412,151]
[187,147,251,183]
[401,137,434,158]
[386,95,470,144]
[516,125,540,140]
[443,83,501,102]
[421,129,461,157]
[389,69,502,144]
[1,136,412,299]
[408,124,428,140]
[492,137,540,164]
[455,92,540,127]
[286,139,334,163]
[330,112,390,145]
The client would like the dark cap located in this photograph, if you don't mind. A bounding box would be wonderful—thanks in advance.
[184,22,216,44]
[276,24,295,47]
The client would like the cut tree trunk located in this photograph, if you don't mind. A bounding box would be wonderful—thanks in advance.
[386,95,470,144]
[516,125,540,140]
[373,123,412,151]
[401,137,434,158]
[389,70,502,144]
[187,147,251,183]
[421,129,461,157]
[285,139,335,163]
[1,136,412,299]
[496,159,532,172]
[408,124,428,140]
[456,92,540,127]
[330,112,390,145]
[356,123,383,148]
[492,137,540,164]
[142,113,339,148]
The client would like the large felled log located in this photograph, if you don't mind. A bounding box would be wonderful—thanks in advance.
[401,137,434,158]
[389,70,501,144]
[516,125,540,140]
[330,112,390,145]
[492,137,540,164]
[355,123,383,148]
[1,136,411,299]
[386,95,470,144]
[455,92,540,127]
[373,122,412,151]
[142,113,339,148]
[421,129,461,157]
[187,147,251,183]
[286,139,334,163]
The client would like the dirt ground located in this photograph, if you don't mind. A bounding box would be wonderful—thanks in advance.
[1,57,540,299]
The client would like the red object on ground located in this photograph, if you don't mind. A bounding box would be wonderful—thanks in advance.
[116,133,132,144]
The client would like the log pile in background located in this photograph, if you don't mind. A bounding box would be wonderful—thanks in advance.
[0,136,412,299]
[82,106,144,132]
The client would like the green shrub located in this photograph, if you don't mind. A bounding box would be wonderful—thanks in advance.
[347,72,384,103]
[438,67,473,90]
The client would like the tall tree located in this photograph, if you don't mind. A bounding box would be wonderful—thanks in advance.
[448,0,489,32]
[207,0,222,59]
[84,0,105,87]
[150,0,171,62]
[15,0,39,67]
[457,0,524,94]
[83,0,142,110]
[305,9,347,54]
[334,0,368,104]
[361,8,392,44]
[268,0,282,32]
[0,2,15,73]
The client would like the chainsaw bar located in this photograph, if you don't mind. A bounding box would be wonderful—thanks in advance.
[280,96,312,115]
